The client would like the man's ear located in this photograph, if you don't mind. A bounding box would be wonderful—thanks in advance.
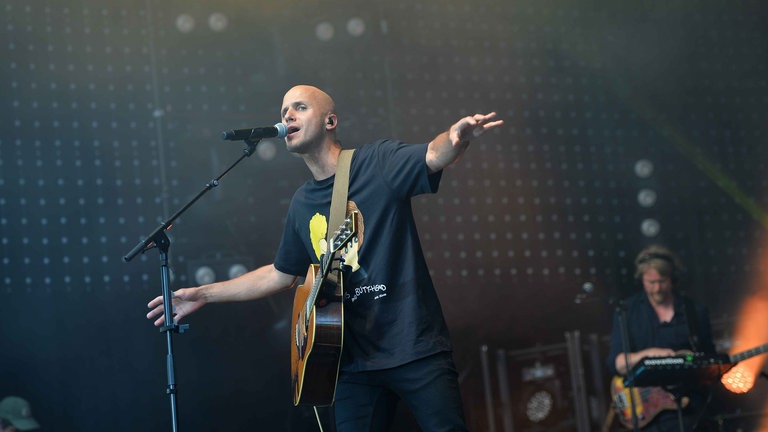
[326,114,338,130]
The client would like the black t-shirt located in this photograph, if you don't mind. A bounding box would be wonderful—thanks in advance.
[274,139,452,372]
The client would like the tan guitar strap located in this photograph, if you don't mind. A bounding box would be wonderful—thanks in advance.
[327,149,355,246]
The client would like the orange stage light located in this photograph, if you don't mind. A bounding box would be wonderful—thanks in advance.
[721,363,756,394]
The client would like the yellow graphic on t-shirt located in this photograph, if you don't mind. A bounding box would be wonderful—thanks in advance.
[308,204,365,279]
[309,212,328,260]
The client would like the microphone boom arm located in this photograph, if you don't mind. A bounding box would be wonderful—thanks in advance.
[122,136,263,432]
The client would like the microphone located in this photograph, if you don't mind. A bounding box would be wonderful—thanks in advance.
[574,282,596,304]
[221,123,287,141]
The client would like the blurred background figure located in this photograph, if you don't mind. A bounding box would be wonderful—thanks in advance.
[0,396,40,432]
[606,245,716,431]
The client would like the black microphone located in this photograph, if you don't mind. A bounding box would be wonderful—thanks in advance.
[221,123,287,141]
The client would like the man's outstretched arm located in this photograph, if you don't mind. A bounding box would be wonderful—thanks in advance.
[146,263,297,326]
[426,112,503,174]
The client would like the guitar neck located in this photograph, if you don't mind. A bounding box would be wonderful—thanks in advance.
[305,253,333,316]
[302,212,357,319]
[730,342,768,364]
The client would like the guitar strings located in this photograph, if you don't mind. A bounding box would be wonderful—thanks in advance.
[313,406,325,432]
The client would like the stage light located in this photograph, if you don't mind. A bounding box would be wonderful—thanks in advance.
[637,188,657,207]
[256,140,277,161]
[208,13,228,32]
[347,18,366,37]
[227,263,248,280]
[187,255,253,285]
[175,14,195,33]
[316,22,334,41]
[634,159,654,178]
[194,265,215,285]
[721,364,755,394]
[641,218,660,237]
[722,295,768,395]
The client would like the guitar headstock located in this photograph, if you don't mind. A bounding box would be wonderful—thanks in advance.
[329,211,358,254]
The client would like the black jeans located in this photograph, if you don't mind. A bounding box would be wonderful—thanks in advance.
[334,351,468,432]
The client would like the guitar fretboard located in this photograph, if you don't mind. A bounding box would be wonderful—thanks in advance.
[303,214,356,323]
[730,342,768,363]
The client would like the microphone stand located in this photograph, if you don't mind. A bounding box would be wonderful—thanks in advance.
[573,287,639,431]
[615,299,640,432]
[123,138,263,432]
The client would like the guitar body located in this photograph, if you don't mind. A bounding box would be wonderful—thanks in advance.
[610,375,689,429]
[609,343,768,429]
[290,264,344,406]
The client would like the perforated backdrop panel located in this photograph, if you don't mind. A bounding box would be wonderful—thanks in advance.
[1,0,767,430]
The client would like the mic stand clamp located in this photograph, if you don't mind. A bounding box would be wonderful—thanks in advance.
[123,138,262,432]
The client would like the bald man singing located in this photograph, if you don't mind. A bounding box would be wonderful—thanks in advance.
[148,85,503,431]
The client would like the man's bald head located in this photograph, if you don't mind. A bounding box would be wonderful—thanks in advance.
[282,85,336,119]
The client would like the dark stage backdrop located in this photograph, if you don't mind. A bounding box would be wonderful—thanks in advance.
[1,0,767,430]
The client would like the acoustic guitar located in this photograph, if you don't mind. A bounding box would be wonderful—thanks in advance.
[290,212,357,406]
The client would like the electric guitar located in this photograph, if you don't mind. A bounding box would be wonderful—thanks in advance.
[290,212,357,406]
[611,342,768,429]
[610,375,690,429]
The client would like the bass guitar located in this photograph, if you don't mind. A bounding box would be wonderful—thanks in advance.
[611,342,768,429]
[610,375,690,429]
[290,212,357,406]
